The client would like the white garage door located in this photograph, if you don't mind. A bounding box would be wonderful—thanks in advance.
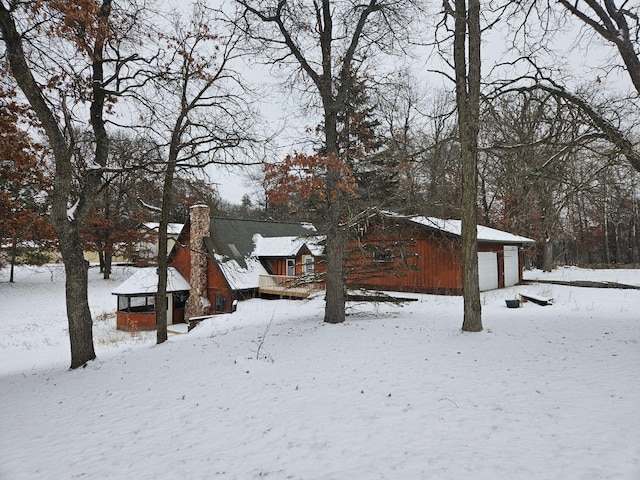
[478,251,498,291]
[503,246,520,287]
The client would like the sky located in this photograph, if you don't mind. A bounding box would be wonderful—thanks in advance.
[208,2,636,206]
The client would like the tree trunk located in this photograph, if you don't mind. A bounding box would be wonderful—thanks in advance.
[542,236,553,272]
[0,3,102,368]
[58,230,96,369]
[156,162,176,344]
[9,237,16,283]
[156,127,180,343]
[323,201,347,324]
[454,0,482,332]
[632,198,640,264]
[98,249,105,273]
[603,212,611,264]
[321,88,347,324]
[103,250,112,280]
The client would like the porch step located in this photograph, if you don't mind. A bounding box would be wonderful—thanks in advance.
[167,323,189,335]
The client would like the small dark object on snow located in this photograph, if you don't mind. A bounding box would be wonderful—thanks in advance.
[505,299,520,308]
[519,293,553,306]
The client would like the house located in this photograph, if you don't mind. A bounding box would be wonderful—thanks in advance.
[170,205,325,322]
[112,206,324,330]
[346,210,535,295]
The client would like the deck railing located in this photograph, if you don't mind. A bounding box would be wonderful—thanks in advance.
[258,275,321,298]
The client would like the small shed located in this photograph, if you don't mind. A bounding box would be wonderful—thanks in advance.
[112,267,190,331]
[347,210,535,294]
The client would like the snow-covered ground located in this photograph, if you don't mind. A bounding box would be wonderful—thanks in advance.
[524,266,640,286]
[1,265,639,479]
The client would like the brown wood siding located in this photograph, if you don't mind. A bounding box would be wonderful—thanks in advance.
[170,226,235,314]
[206,257,234,313]
[116,311,157,331]
[518,249,524,282]
[170,228,191,281]
[262,253,325,277]
[347,224,463,294]
[263,258,285,276]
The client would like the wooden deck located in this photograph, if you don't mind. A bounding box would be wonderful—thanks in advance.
[258,275,320,298]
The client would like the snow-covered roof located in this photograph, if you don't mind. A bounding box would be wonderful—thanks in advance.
[217,256,270,291]
[112,267,190,296]
[252,234,325,257]
[408,216,535,244]
[142,223,184,236]
[370,211,534,244]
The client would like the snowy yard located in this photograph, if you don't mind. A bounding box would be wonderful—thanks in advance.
[1,265,639,479]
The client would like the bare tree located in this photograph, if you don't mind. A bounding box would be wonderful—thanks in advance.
[236,0,414,324]
[0,0,145,368]
[558,0,640,95]
[500,1,640,174]
[480,89,594,270]
[442,0,482,331]
[139,2,256,343]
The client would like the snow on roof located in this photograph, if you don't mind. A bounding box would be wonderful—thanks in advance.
[299,222,317,231]
[407,216,535,244]
[252,234,325,257]
[217,256,269,291]
[214,234,324,291]
[112,267,190,296]
[142,223,185,236]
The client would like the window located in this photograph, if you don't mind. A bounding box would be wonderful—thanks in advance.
[215,294,227,313]
[303,255,314,274]
[118,296,129,311]
[286,258,295,277]
[373,249,393,263]
[117,295,155,313]
[174,291,189,309]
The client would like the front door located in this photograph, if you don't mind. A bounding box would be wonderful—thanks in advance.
[166,293,173,325]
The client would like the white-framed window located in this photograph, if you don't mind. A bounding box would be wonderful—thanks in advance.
[286,258,295,277]
[303,255,314,274]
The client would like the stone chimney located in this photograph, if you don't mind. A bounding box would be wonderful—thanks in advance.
[184,204,211,320]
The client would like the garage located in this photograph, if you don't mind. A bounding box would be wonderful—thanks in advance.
[503,246,520,287]
[478,251,499,291]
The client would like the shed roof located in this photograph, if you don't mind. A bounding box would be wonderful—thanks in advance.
[360,210,533,244]
[409,216,536,244]
[112,267,190,296]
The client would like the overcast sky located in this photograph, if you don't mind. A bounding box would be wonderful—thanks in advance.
[205,1,634,205]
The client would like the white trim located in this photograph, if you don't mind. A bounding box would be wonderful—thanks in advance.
[302,255,314,274]
[286,258,295,277]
